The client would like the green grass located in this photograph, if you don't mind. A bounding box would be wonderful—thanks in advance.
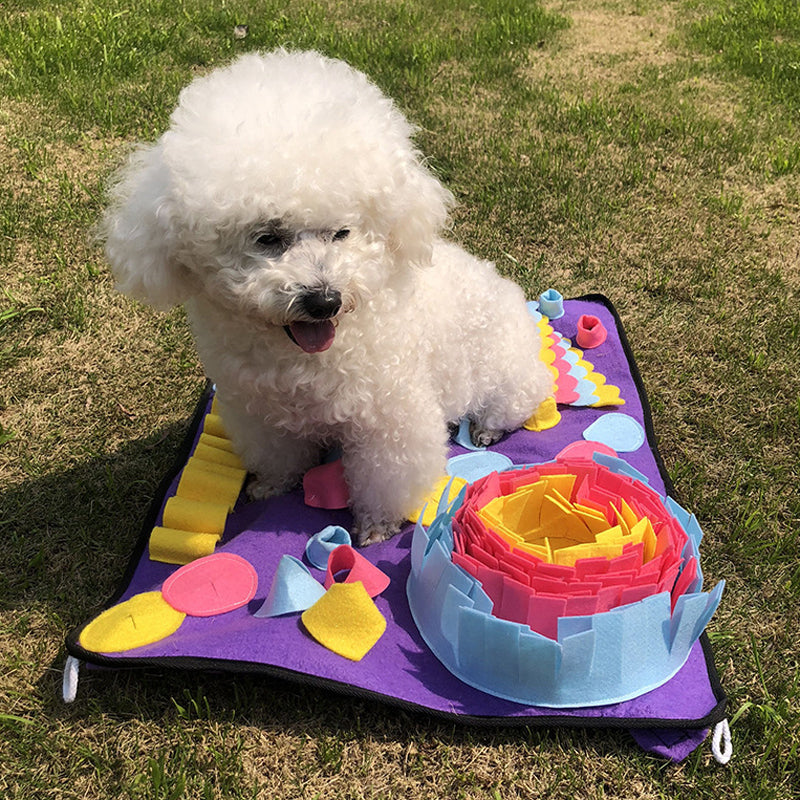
[2,0,800,797]
[0,0,568,135]
[687,0,800,106]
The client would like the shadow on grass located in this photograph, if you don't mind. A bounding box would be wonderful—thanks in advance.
[39,658,643,763]
[0,421,194,620]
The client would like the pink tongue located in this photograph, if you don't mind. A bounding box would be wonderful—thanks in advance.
[288,320,336,353]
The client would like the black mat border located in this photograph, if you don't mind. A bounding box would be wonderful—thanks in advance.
[65,294,728,730]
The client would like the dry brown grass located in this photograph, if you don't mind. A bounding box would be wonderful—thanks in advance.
[536,0,680,79]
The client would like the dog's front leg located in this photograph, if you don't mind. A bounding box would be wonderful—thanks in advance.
[342,409,448,546]
[245,431,321,501]
[216,402,320,499]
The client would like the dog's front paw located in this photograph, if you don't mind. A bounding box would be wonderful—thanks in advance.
[246,473,296,501]
[468,420,504,448]
[353,520,400,547]
[246,479,275,501]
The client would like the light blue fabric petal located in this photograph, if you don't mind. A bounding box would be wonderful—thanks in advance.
[254,555,325,618]
[453,417,485,451]
[583,414,646,452]
[446,451,513,483]
[305,525,351,570]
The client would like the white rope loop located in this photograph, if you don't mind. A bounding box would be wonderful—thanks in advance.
[711,718,732,764]
[62,655,81,703]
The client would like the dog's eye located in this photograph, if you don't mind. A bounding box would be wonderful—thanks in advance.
[333,229,350,241]
[255,232,287,250]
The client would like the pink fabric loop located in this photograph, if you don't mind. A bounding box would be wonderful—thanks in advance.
[323,544,390,598]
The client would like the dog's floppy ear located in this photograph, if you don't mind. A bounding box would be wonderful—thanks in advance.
[386,157,455,268]
[100,142,191,310]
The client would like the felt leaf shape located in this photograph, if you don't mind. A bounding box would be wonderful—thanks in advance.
[524,396,561,431]
[446,451,513,483]
[572,357,624,407]
[525,300,541,318]
[583,414,646,453]
[161,552,257,617]
[593,451,650,483]
[254,555,326,618]
[301,581,387,661]
[589,382,624,408]
[305,525,352,570]
[79,592,185,653]
[409,475,468,525]
[479,481,547,537]
[303,459,350,509]
[324,545,390,598]
[552,373,579,405]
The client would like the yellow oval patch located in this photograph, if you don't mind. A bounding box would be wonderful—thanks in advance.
[79,591,185,653]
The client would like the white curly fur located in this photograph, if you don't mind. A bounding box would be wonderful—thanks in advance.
[101,49,553,545]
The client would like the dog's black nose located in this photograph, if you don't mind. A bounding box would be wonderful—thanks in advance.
[300,288,342,319]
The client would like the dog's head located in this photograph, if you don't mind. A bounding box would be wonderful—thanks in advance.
[100,49,453,353]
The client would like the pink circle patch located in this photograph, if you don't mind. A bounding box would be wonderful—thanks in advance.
[555,439,617,461]
[162,552,258,617]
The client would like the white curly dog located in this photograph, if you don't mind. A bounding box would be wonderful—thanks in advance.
[101,49,552,545]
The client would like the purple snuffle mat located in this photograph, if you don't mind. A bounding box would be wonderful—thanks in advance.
[66,295,727,762]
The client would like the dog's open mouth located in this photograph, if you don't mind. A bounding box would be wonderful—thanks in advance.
[284,320,336,353]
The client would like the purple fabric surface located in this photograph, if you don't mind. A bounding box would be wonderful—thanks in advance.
[629,726,710,761]
[71,298,724,760]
